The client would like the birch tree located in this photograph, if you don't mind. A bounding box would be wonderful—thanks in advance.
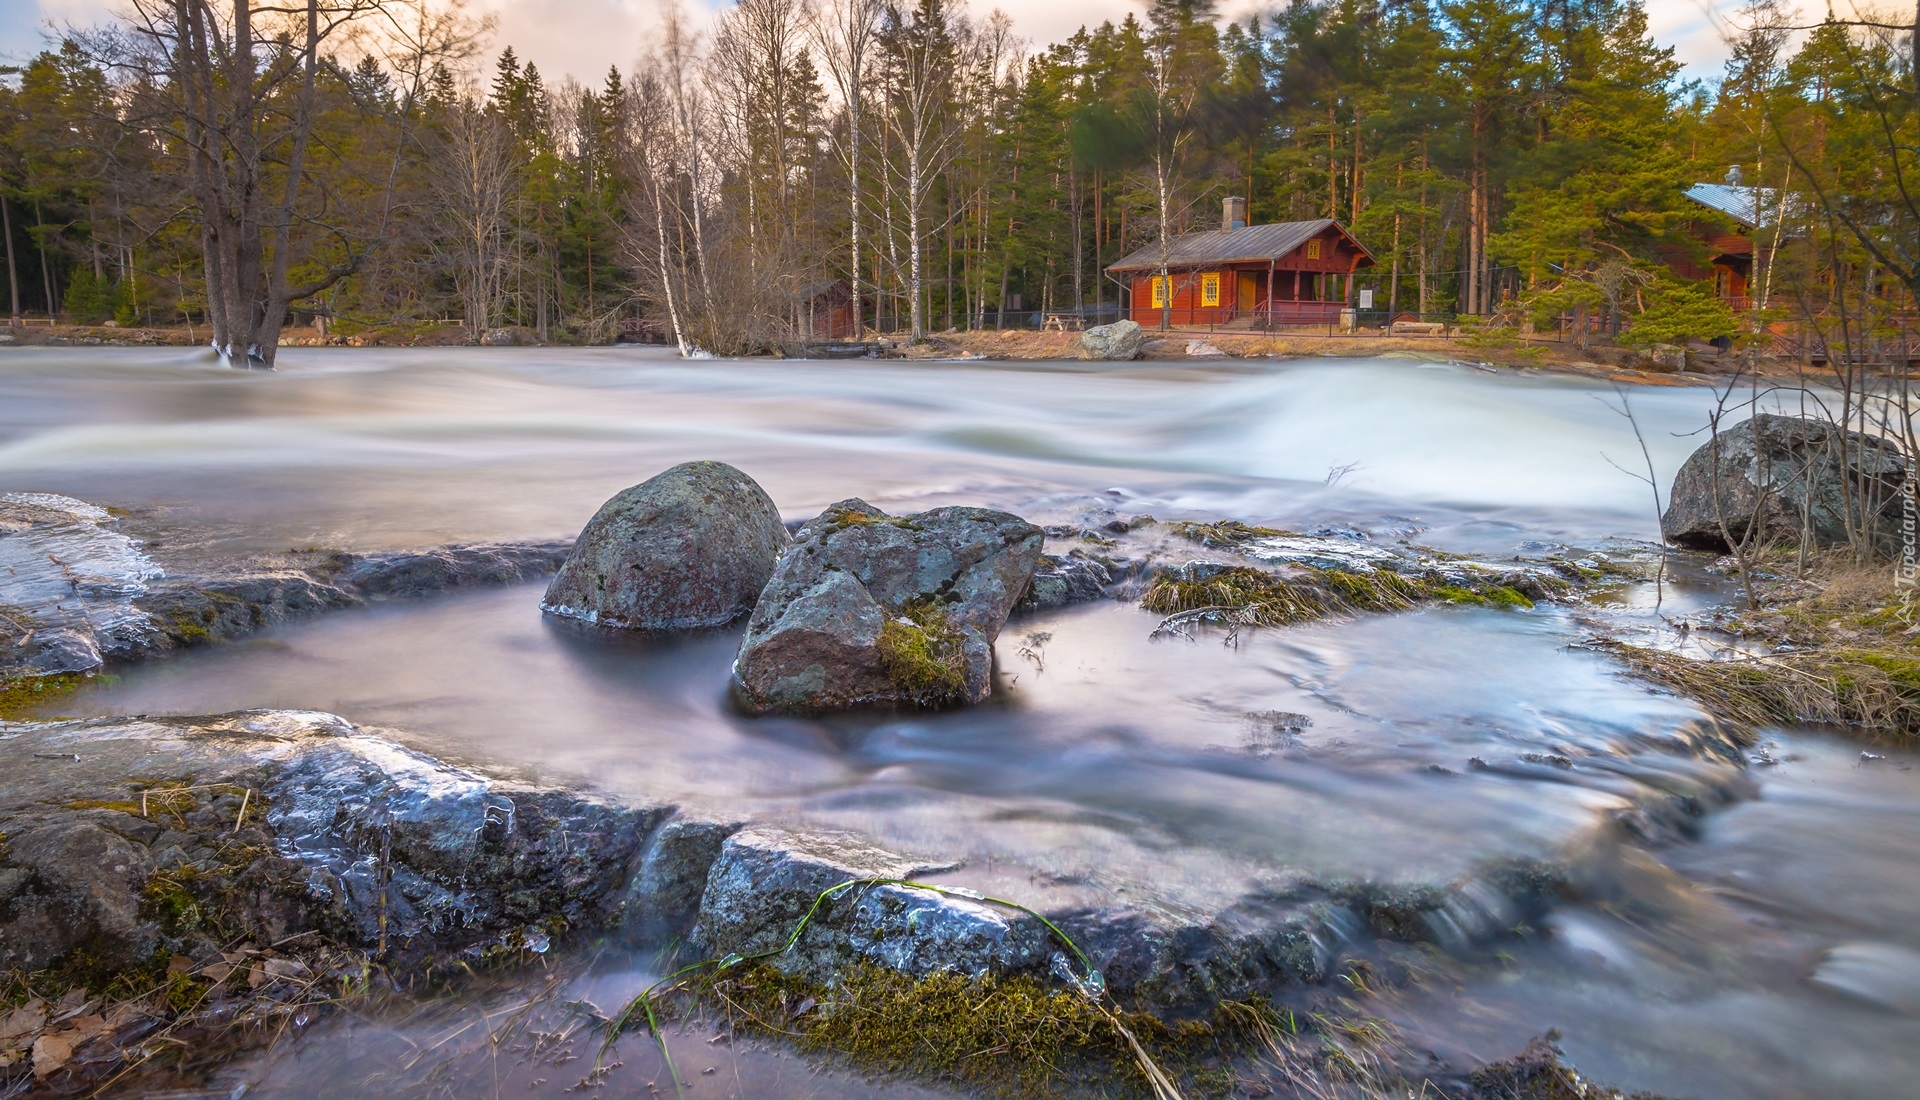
[812,0,882,329]
[877,0,963,340]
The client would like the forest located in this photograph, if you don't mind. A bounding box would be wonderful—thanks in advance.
[0,0,1913,359]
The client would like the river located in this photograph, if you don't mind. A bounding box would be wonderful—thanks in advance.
[2,346,1914,1098]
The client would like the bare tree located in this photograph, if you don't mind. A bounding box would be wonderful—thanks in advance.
[115,0,483,366]
[618,66,694,356]
[876,0,963,341]
[429,94,513,334]
[812,0,881,331]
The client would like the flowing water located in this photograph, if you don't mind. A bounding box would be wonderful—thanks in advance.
[2,347,1915,1097]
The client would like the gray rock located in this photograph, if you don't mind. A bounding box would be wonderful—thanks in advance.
[1662,413,1909,552]
[0,819,159,970]
[731,500,1043,713]
[1020,554,1113,610]
[1051,896,1353,1007]
[140,572,358,654]
[690,827,1044,982]
[1647,342,1688,371]
[339,542,572,598]
[619,814,743,941]
[0,493,162,679]
[1078,320,1144,361]
[264,723,662,946]
[0,711,666,972]
[542,462,789,630]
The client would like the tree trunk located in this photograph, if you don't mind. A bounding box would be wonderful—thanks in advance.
[1,193,18,325]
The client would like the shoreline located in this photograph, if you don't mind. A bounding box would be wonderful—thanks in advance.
[0,320,1808,390]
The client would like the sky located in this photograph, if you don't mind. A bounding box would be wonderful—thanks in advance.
[0,0,1755,88]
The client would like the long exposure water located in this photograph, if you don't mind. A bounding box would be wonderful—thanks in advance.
[3,346,1915,1097]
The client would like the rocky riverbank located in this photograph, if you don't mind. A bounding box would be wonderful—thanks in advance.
[1,706,1701,1097]
[0,480,1726,1097]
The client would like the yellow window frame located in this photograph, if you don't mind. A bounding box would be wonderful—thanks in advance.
[1151,276,1170,308]
[1200,272,1221,307]
[1306,240,1322,261]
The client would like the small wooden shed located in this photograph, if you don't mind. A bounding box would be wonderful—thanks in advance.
[1106,202,1376,327]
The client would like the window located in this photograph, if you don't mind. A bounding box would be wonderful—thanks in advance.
[1200,273,1221,307]
[1305,240,1322,261]
[1151,276,1171,308]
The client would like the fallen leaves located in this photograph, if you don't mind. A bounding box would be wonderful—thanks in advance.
[28,1010,107,1076]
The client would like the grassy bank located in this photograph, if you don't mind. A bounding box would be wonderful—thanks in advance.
[1610,554,1920,739]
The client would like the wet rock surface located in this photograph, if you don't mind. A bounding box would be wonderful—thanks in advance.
[732,500,1043,713]
[1019,551,1139,610]
[0,491,568,691]
[0,712,658,974]
[541,461,789,630]
[1662,413,1908,552]
[0,493,163,679]
[689,827,1050,982]
[0,687,1756,1023]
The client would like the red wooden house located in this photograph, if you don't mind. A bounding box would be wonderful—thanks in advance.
[1106,200,1376,328]
[1669,181,1785,310]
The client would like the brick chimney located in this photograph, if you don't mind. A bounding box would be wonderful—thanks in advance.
[1223,196,1248,232]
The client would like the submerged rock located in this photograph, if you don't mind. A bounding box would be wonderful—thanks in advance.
[1078,320,1144,361]
[691,827,1046,982]
[1,490,575,700]
[1019,553,1116,610]
[1662,413,1909,553]
[542,461,789,630]
[731,500,1043,713]
[338,542,570,598]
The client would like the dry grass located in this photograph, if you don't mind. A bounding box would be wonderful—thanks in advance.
[1603,640,1920,737]
[1141,565,1534,643]
[1170,520,1295,547]
[1611,551,1920,738]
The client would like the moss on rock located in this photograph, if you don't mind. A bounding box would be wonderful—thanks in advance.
[0,673,85,720]
[877,601,969,707]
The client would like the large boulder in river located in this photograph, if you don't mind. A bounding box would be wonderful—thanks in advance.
[542,462,789,629]
[1079,320,1144,361]
[1662,414,1909,553]
[731,500,1044,714]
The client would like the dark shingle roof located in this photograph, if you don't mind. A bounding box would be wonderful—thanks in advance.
[1105,218,1373,273]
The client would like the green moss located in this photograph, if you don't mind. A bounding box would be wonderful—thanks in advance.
[1323,569,1427,611]
[1835,648,1920,692]
[1431,583,1535,609]
[1142,567,1332,626]
[1143,566,1441,628]
[166,612,214,643]
[878,602,968,707]
[0,672,86,720]
[687,962,1297,1099]
[141,870,207,937]
[1170,520,1293,547]
[824,507,923,533]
